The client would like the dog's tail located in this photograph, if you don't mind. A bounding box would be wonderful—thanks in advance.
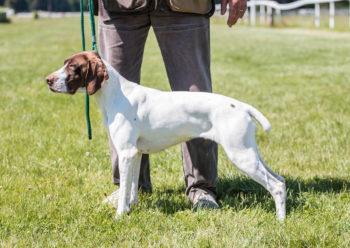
[245,105,271,134]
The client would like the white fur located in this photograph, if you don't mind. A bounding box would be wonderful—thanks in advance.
[53,60,287,221]
[51,65,68,93]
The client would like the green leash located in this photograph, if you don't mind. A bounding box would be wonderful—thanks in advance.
[80,0,98,140]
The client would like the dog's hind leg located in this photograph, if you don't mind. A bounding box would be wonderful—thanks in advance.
[224,145,286,221]
[257,155,286,221]
[259,154,285,183]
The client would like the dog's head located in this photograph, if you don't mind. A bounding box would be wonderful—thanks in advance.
[46,51,109,95]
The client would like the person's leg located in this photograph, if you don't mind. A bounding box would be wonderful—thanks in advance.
[150,6,218,206]
[99,15,152,192]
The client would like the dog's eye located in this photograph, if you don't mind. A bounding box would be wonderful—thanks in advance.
[75,67,81,74]
[68,64,80,74]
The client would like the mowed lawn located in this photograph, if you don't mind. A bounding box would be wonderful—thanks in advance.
[0,17,349,247]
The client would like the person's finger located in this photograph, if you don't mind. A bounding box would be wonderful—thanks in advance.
[238,0,247,18]
[221,0,229,15]
[231,10,240,26]
[227,4,238,27]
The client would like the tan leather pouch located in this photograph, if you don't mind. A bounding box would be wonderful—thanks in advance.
[167,0,212,14]
[102,0,151,13]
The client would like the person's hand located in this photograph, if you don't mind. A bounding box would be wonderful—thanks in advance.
[221,0,247,27]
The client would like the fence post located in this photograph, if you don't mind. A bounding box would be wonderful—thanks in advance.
[276,8,282,22]
[260,4,266,24]
[315,3,320,27]
[250,1,256,26]
[329,1,335,29]
[267,6,274,26]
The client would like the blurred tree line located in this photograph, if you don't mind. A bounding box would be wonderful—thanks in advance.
[1,0,81,12]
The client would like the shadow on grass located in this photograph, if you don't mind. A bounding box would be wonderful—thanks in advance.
[141,176,349,215]
[217,176,350,214]
[139,186,190,215]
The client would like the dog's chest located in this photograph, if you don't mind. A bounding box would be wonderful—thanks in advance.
[135,127,194,153]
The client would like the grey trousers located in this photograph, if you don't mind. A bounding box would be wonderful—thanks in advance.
[98,4,218,202]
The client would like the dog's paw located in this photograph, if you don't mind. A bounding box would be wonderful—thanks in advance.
[115,207,130,219]
[114,212,123,220]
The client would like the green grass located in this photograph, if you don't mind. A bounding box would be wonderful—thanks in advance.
[0,17,349,247]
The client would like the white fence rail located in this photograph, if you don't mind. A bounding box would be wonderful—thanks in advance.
[217,0,350,29]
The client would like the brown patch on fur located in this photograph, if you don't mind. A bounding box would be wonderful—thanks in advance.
[63,51,109,95]
[230,103,235,108]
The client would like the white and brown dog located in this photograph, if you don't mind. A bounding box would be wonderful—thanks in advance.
[46,51,286,220]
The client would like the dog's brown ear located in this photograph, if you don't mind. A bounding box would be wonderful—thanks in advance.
[85,52,109,95]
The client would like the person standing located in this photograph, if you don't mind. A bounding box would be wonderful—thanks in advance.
[95,0,247,210]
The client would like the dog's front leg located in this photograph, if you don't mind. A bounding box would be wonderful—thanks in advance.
[116,147,140,218]
[130,154,142,206]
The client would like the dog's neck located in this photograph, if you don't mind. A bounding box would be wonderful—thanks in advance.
[93,60,137,126]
